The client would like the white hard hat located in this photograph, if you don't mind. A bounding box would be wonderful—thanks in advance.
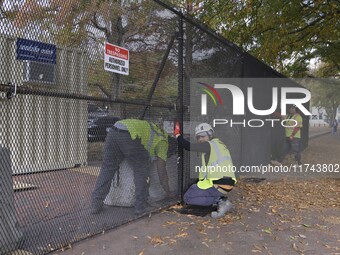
[195,123,214,136]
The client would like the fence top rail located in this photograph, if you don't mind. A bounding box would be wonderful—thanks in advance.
[152,0,286,79]
[0,83,175,110]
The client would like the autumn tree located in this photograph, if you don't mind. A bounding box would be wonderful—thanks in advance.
[309,78,340,125]
[170,0,339,77]
[306,61,340,126]
[4,0,178,107]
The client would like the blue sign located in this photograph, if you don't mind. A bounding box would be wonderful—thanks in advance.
[16,38,56,64]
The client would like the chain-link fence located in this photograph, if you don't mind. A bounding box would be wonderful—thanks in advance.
[0,1,308,254]
[180,13,309,190]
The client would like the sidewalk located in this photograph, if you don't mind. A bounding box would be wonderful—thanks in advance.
[308,126,331,139]
[52,132,340,255]
[53,179,339,255]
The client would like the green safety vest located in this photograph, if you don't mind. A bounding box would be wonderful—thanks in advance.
[117,119,168,161]
[197,138,236,190]
[285,114,303,138]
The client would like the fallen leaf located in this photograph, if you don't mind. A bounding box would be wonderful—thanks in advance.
[198,227,207,235]
[292,243,299,252]
[253,245,262,250]
[292,243,304,253]
[175,232,188,238]
[202,242,209,248]
[150,236,164,246]
[169,239,177,245]
[169,204,183,210]
[165,221,177,225]
[263,228,272,234]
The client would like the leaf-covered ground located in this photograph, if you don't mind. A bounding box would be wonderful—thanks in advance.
[54,131,339,255]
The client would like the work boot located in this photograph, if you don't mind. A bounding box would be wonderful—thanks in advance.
[211,198,232,218]
[134,207,146,216]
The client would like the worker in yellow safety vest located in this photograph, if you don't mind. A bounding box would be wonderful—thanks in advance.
[91,119,176,216]
[174,122,236,218]
[271,104,303,166]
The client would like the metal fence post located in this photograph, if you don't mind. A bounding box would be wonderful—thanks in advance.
[177,14,184,202]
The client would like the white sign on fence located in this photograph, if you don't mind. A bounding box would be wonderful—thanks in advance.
[104,42,129,75]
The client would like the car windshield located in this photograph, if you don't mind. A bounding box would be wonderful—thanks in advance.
[88,105,104,112]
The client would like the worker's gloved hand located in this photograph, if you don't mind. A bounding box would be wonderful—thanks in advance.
[174,121,181,138]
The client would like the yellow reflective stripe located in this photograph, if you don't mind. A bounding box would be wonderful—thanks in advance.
[210,140,221,158]
[210,140,231,166]
[210,155,231,166]
[148,129,155,151]
[147,122,164,152]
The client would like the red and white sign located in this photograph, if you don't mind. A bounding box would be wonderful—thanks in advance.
[104,42,129,75]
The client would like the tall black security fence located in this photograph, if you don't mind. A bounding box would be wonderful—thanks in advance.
[175,9,309,188]
[0,1,180,254]
[0,0,308,254]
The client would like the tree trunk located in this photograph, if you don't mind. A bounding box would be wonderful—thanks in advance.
[107,1,125,116]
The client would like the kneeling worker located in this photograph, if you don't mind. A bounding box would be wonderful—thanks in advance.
[174,122,236,218]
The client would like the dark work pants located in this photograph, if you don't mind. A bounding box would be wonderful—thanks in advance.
[183,184,225,206]
[279,137,301,163]
[91,129,151,211]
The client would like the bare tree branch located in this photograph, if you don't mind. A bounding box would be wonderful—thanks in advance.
[288,15,326,35]
[91,12,108,34]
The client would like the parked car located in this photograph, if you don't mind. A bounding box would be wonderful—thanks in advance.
[88,116,120,142]
[88,104,108,119]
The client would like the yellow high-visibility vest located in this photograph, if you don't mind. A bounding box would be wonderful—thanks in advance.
[118,119,168,161]
[197,138,236,190]
[285,114,303,138]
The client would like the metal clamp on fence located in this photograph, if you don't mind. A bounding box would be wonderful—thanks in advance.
[177,156,181,165]
[6,82,17,99]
